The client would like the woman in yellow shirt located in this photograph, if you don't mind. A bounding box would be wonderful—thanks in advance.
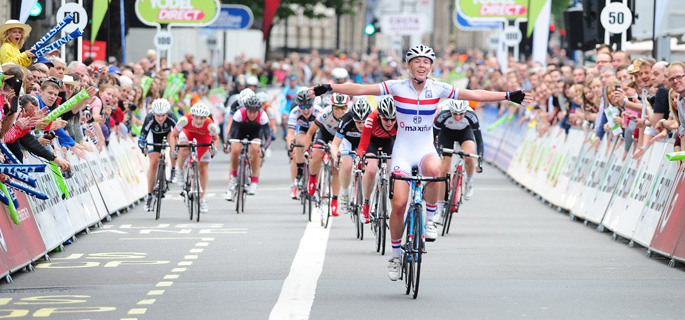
[0,20,34,66]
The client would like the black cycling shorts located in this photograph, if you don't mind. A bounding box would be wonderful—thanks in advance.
[437,129,474,156]
[313,129,335,146]
[366,136,394,156]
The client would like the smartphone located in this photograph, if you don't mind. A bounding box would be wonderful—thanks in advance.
[615,85,620,91]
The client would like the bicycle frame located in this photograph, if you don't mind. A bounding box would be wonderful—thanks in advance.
[228,138,260,213]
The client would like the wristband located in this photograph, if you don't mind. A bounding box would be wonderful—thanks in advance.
[642,145,649,150]
[506,92,510,101]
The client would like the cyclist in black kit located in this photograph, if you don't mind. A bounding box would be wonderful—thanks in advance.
[138,98,178,211]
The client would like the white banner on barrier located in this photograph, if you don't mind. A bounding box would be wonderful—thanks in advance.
[562,136,594,211]
[632,139,681,247]
[572,136,617,220]
[582,139,626,224]
[602,140,668,237]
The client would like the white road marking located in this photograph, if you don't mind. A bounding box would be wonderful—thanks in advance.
[269,219,332,320]
[147,290,165,295]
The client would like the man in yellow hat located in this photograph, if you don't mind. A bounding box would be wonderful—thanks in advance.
[0,20,35,66]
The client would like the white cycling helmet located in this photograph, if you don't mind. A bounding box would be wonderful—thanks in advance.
[330,93,350,107]
[351,100,372,121]
[190,102,211,117]
[151,98,171,115]
[377,97,396,120]
[256,91,269,103]
[405,44,436,63]
[243,95,261,111]
[239,88,256,106]
[444,99,469,114]
[331,67,349,80]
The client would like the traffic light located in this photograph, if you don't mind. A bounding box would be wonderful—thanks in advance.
[365,18,379,35]
[28,0,46,20]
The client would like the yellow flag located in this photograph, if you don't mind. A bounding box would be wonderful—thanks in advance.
[91,0,111,43]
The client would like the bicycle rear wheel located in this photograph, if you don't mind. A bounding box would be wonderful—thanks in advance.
[193,162,201,222]
[154,159,165,220]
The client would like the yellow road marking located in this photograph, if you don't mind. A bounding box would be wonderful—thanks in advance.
[137,299,156,305]
[128,308,147,315]
[156,281,173,287]
[147,290,165,295]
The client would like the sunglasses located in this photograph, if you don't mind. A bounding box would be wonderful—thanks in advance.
[451,112,466,116]
[381,117,396,122]
[300,105,312,110]
[332,105,347,110]
[41,77,63,88]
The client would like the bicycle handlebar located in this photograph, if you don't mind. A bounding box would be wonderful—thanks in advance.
[364,153,392,161]
[388,173,448,200]
[228,138,262,146]
[441,148,480,159]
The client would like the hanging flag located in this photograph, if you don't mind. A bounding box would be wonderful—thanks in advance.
[19,0,38,23]
[91,0,111,43]
[263,0,281,41]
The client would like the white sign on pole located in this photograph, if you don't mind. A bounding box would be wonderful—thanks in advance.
[501,26,522,47]
[206,36,218,49]
[600,2,633,34]
[488,34,499,49]
[379,14,429,35]
[56,3,87,33]
[154,30,173,50]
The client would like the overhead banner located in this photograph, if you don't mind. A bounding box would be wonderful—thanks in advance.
[135,0,220,27]
[458,0,549,37]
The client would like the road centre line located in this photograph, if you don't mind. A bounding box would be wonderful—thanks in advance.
[269,220,332,320]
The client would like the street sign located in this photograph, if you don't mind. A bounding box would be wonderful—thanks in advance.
[56,3,87,33]
[154,30,173,50]
[205,5,254,30]
[379,14,429,35]
[600,2,632,34]
[454,8,502,31]
[135,0,220,27]
[501,26,522,47]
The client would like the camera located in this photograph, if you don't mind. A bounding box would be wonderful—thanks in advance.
[62,168,73,179]
[43,131,55,140]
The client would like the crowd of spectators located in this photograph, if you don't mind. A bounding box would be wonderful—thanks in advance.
[3,15,684,186]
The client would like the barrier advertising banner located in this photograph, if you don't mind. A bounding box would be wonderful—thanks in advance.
[649,167,685,258]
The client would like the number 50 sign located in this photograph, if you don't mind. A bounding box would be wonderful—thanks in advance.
[600,2,632,34]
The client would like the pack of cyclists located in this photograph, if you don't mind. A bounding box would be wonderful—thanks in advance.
[138,44,530,284]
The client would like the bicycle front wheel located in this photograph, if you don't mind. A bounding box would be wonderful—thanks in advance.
[379,181,388,255]
[411,203,423,299]
[185,166,194,221]
[154,160,166,220]
[445,174,462,235]
[241,158,249,213]
[356,172,364,241]
[193,162,201,222]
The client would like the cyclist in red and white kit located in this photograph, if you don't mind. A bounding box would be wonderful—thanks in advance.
[311,44,531,281]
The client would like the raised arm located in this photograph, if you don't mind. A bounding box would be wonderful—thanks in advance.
[311,83,381,97]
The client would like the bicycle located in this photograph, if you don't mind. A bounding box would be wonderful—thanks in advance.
[347,152,364,240]
[147,138,171,220]
[290,142,312,220]
[176,141,214,222]
[389,167,447,299]
[365,152,392,255]
[438,148,479,236]
[311,144,333,228]
[228,138,261,214]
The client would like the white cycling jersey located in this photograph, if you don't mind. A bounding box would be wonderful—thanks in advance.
[378,78,459,175]
[315,106,342,135]
[287,105,323,132]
